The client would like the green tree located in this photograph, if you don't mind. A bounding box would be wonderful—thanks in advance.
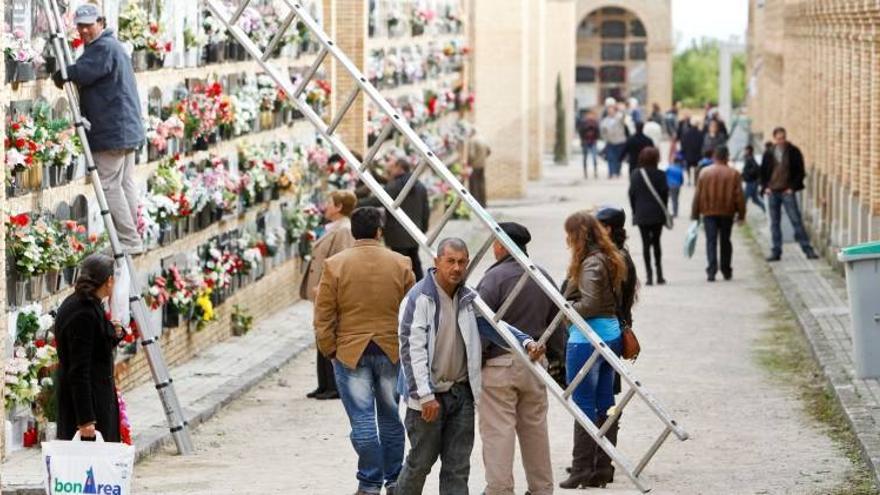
[554,74,567,164]
[673,38,747,108]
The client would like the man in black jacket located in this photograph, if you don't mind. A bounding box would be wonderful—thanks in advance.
[54,5,145,254]
[360,158,430,279]
[760,127,819,261]
[622,121,654,174]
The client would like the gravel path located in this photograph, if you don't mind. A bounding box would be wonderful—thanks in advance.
[133,160,850,494]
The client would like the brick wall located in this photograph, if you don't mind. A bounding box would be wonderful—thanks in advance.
[747,0,880,248]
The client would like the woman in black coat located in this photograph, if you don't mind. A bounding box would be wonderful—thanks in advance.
[628,147,669,285]
[55,254,124,442]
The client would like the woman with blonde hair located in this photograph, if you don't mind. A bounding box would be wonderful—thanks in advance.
[559,210,628,490]
[300,189,357,400]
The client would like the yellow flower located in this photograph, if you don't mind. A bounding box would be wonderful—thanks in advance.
[196,289,214,322]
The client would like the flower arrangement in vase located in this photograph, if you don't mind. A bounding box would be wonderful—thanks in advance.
[3,29,44,84]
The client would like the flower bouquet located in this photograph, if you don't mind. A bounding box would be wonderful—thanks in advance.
[3,28,44,83]
[202,12,228,64]
[305,79,331,115]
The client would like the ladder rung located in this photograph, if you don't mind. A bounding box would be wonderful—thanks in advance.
[262,10,298,62]
[426,196,462,246]
[362,123,393,171]
[598,387,636,437]
[295,47,329,98]
[634,426,672,477]
[328,87,361,135]
[392,160,429,209]
[465,234,495,281]
[229,0,253,26]
[536,309,564,348]
[564,347,603,399]
[493,272,530,323]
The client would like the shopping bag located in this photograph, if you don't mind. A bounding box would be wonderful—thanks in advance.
[684,220,700,258]
[110,262,131,328]
[42,432,135,495]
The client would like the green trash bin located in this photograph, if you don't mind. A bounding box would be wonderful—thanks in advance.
[838,241,880,379]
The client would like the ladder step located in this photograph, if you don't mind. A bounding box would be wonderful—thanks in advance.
[598,387,636,437]
[392,160,429,210]
[361,123,394,171]
[295,47,329,99]
[634,426,673,477]
[426,196,461,246]
[465,234,495,281]
[564,347,603,399]
[262,10,298,62]
[536,309,564,348]
[229,0,253,26]
[328,86,361,135]
[492,272,530,323]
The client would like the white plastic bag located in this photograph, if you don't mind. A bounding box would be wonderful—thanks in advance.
[110,262,131,328]
[42,432,135,495]
[685,220,700,259]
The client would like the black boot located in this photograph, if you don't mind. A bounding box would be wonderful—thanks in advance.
[589,415,618,487]
[559,423,598,489]
[644,262,653,286]
[656,261,666,285]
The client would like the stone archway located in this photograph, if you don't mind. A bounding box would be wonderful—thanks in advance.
[575,0,672,111]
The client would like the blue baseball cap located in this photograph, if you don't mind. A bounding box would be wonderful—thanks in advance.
[74,4,101,25]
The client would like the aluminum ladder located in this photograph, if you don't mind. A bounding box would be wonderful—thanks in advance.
[39,0,193,455]
[207,1,688,490]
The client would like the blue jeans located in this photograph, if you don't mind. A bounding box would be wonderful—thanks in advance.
[396,383,474,495]
[581,142,598,177]
[566,338,623,422]
[605,143,625,178]
[334,353,405,494]
[768,191,815,257]
[703,215,734,278]
[744,181,766,212]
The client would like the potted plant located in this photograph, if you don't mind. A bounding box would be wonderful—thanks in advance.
[118,3,149,71]
[231,304,253,336]
[3,29,43,85]
[202,12,227,64]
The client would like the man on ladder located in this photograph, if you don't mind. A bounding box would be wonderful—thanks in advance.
[53,4,145,255]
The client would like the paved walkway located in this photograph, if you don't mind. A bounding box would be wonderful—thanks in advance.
[128,158,852,494]
[1,301,314,494]
[749,205,880,488]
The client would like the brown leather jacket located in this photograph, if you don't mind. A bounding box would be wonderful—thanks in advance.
[313,239,415,369]
[563,251,619,319]
[691,162,746,220]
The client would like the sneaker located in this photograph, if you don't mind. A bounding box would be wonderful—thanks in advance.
[805,252,820,260]
[707,275,716,282]
[765,255,781,262]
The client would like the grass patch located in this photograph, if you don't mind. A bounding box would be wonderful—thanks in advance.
[742,226,878,495]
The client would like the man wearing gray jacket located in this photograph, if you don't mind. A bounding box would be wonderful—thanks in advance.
[54,5,145,254]
[395,238,545,495]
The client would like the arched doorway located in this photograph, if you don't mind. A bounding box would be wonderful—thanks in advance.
[575,7,648,111]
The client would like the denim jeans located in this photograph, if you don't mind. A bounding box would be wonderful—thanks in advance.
[605,143,625,178]
[669,186,681,217]
[396,383,475,495]
[581,143,598,177]
[744,181,766,212]
[334,353,405,494]
[566,338,623,422]
[703,215,734,278]
[768,191,815,257]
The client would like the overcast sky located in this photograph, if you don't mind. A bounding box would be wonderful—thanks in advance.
[672,0,749,50]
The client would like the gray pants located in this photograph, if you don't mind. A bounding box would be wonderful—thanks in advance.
[94,150,142,251]
[396,383,475,495]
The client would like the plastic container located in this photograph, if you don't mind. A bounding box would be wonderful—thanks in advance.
[838,241,880,379]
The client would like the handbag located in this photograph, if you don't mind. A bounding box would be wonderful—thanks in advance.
[639,167,674,230]
[620,326,641,361]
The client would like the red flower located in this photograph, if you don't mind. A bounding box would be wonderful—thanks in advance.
[72,38,84,49]
[34,339,46,348]
[10,213,30,227]
[149,23,159,34]
[11,123,20,131]
[14,137,25,149]
[164,41,173,53]
[256,242,269,257]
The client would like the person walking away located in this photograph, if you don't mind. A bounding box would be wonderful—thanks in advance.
[468,131,491,207]
[623,121,654,175]
[53,5,145,254]
[559,212,628,490]
[600,106,627,178]
[701,119,728,160]
[301,190,357,400]
[313,207,416,495]
[741,145,765,213]
[476,223,563,495]
[665,154,685,218]
[691,146,747,281]
[628,147,669,285]
[663,102,681,138]
[587,206,638,486]
[760,127,819,261]
[679,119,705,186]
[395,238,545,495]
[55,254,126,442]
[649,103,663,127]
[577,110,600,179]
[359,158,430,280]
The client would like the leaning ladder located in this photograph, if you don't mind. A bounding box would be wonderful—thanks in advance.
[39,0,194,454]
[214,1,688,490]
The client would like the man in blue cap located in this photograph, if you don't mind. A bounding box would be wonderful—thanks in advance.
[54,4,145,254]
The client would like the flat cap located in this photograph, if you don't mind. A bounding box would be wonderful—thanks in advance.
[499,222,531,249]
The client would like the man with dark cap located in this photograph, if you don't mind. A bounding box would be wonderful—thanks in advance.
[475,222,562,495]
[53,4,145,254]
